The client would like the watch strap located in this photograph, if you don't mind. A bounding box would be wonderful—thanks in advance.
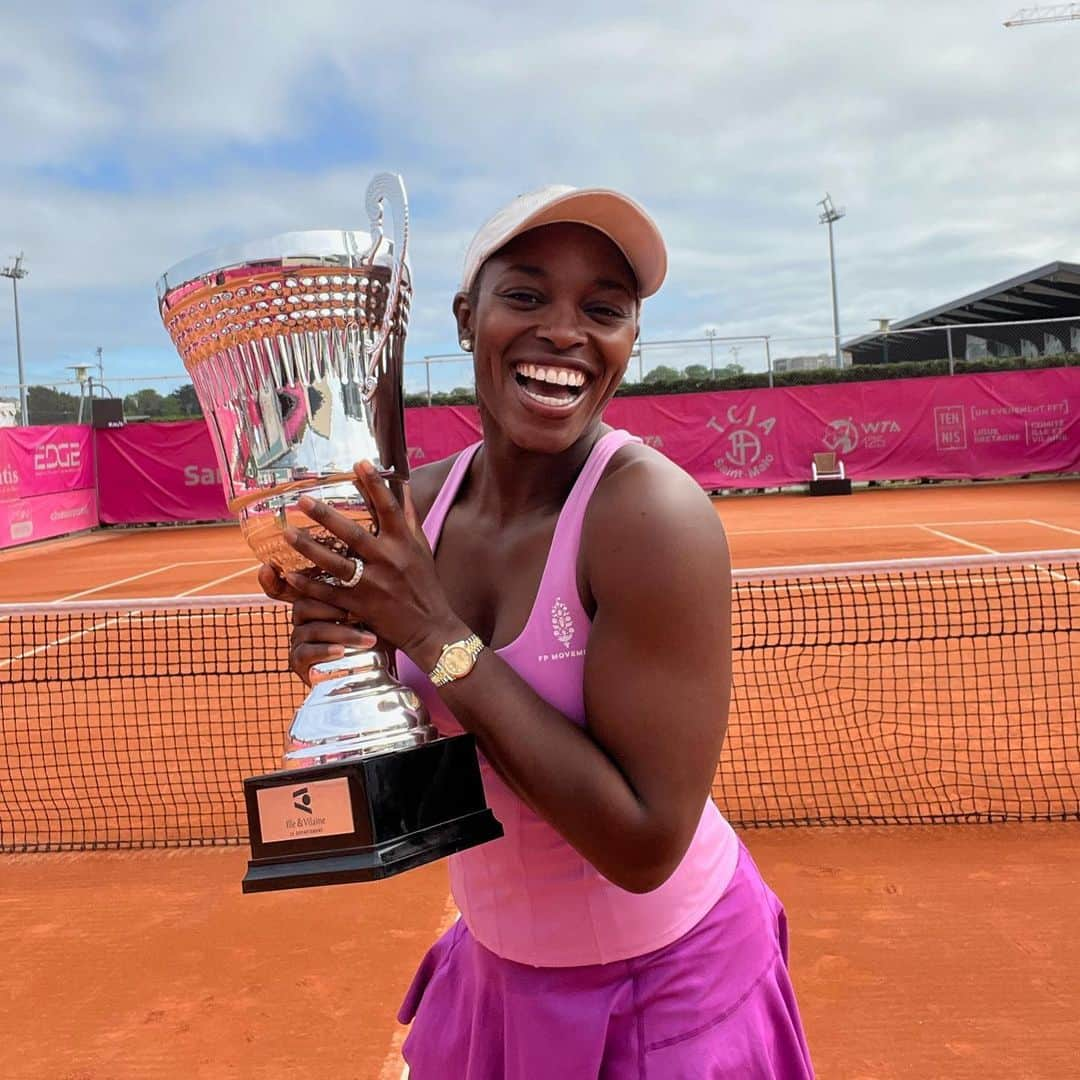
[428,633,485,687]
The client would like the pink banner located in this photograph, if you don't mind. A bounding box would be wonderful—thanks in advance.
[0,488,98,550]
[89,368,1080,528]
[602,367,1080,488]
[402,368,1080,487]
[0,424,94,500]
[0,425,98,550]
[405,406,482,469]
[96,420,229,525]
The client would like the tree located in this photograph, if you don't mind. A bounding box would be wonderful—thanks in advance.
[124,388,165,417]
[683,364,711,380]
[642,365,681,384]
[27,385,80,424]
[163,383,202,417]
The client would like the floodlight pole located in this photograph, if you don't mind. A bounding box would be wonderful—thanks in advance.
[1,253,29,425]
[818,195,845,368]
[874,318,892,365]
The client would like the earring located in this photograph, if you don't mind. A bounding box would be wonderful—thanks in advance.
[460,337,473,352]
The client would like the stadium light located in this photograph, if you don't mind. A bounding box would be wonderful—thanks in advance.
[874,317,892,363]
[817,195,846,368]
[1,253,29,425]
[68,363,91,423]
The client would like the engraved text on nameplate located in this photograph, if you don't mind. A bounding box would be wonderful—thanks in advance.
[257,777,355,843]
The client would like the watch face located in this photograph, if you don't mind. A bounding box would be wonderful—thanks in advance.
[443,645,473,678]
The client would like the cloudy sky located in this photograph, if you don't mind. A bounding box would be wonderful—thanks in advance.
[0,1,1077,395]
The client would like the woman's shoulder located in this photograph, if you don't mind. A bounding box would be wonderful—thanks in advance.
[408,450,468,521]
[584,439,727,556]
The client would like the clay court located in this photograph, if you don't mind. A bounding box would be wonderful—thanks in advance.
[2,476,1079,1079]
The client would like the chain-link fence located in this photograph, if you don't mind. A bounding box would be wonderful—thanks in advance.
[0,374,194,426]
[845,314,1080,372]
[2,318,1077,424]
[403,332,844,403]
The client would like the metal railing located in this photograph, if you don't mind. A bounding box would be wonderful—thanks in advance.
[3,317,1078,421]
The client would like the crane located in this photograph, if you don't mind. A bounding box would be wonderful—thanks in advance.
[1004,3,1080,25]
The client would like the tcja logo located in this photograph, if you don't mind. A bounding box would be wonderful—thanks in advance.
[707,405,776,479]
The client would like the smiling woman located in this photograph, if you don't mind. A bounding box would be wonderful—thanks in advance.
[456,217,641,454]
[263,185,814,1078]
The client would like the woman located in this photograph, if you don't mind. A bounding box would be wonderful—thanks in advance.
[260,185,814,1078]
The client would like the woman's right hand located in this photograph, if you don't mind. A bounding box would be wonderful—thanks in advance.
[258,565,376,686]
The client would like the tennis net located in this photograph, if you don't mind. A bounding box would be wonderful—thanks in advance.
[2,550,1077,851]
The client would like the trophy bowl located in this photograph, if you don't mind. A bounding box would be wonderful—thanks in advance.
[157,174,502,892]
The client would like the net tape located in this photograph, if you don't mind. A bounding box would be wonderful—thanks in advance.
[2,551,1077,851]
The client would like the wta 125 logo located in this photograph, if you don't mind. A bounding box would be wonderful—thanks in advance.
[824,417,901,453]
[707,404,776,479]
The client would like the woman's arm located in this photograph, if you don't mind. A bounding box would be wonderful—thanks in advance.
[409,451,731,893]
[285,452,731,893]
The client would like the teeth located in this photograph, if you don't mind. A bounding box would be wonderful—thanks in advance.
[521,386,576,408]
[514,363,586,387]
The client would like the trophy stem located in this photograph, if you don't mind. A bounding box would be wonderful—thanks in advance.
[284,644,435,768]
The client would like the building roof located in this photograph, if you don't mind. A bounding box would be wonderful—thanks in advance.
[843,261,1080,360]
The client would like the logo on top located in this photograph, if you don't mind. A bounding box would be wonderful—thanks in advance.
[34,442,82,473]
[0,462,19,494]
[293,787,313,815]
[551,598,575,648]
[824,418,859,454]
[707,404,777,479]
[824,416,902,453]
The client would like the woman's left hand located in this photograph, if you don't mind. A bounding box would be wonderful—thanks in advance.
[281,460,460,666]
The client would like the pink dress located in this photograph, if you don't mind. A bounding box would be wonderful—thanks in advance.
[396,431,813,1078]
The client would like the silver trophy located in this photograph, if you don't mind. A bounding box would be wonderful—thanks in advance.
[158,174,501,893]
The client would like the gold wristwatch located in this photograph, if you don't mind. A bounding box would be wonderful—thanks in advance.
[428,634,486,687]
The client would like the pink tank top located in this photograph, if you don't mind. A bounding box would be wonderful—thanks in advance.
[396,430,738,967]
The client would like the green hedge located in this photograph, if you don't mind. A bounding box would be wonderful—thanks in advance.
[402,352,1080,407]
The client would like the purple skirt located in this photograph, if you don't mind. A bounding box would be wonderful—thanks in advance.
[398,843,814,1078]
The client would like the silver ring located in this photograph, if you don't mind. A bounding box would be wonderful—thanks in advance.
[340,558,364,588]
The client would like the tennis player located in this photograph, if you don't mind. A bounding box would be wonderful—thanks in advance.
[261,185,814,1078]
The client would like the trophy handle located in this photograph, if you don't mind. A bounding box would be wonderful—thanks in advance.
[360,172,409,398]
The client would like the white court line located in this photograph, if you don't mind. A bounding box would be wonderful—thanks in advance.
[0,563,259,670]
[56,564,186,603]
[912,528,1079,588]
[175,563,261,597]
[1027,519,1080,538]
[726,519,1030,536]
[55,560,254,603]
[0,614,121,670]
[379,894,460,1080]
[915,525,999,555]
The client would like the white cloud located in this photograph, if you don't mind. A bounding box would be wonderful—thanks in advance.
[1,0,1079,389]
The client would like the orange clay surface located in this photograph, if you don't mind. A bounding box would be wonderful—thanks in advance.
[1,476,1078,1079]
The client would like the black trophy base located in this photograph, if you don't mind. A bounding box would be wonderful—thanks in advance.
[241,733,502,894]
[809,476,852,496]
